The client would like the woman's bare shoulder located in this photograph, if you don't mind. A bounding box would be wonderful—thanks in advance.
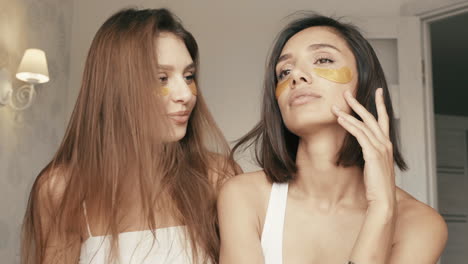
[221,170,272,196]
[218,170,272,213]
[34,165,70,207]
[395,188,443,221]
[217,170,273,237]
[395,187,448,246]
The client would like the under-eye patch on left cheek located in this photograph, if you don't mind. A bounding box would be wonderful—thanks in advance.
[189,83,197,96]
[312,67,353,84]
[275,79,289,99]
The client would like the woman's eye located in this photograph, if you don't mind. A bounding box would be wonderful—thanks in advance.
[158,76,168,83]
[315,58,334,64]
[278,69,291,80]
[184,74,195,83]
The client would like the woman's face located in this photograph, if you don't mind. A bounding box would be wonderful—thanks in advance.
[275,26,358,136]
[156,32,197,142]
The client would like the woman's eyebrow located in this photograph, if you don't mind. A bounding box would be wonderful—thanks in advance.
[158,64,174,71]
[276,43,340,67]
[277,54,292,65]
[308,43,341,52]
[158,63,195,72]
[184,63,195,72]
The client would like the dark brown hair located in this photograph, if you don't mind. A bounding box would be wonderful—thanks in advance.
[233,13,407,183]
[21,8,237,264]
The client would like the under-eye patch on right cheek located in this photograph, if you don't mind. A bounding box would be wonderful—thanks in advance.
[153,87,170,96]
[275,79,290,99]
[160,87,170,96]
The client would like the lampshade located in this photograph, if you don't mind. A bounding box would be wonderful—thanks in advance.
[16,49,49,84]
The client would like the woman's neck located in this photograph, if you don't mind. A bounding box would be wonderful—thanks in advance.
[291,126,366,210]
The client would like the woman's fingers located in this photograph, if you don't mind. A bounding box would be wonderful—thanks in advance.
[332,106,383,150]
[344,90,387,143]
[335,113,379,157]
[375,88,390,137]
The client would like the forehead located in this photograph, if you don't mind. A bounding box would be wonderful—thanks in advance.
[155,32,193,65]
[280,26,350,55]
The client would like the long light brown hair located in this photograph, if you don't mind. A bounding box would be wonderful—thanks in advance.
[21,8,237,264]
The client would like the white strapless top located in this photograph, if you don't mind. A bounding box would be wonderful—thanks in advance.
[79,226,199,264]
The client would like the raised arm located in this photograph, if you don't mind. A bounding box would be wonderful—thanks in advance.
[333,88,447,264]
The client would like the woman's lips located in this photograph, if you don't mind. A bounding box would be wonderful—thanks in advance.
[168,110,191,124]
[289,90,322,106]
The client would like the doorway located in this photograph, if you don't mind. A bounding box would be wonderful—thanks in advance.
[427,10,468,264]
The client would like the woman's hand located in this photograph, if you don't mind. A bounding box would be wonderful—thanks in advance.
[332,88,396,264]
[332,88,396,211]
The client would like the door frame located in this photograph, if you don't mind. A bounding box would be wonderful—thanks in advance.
[402,0,468,209]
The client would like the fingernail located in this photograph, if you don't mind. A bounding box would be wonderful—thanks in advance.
[377,88,383,96]
[332,105,340,112]
[345,90,352,97]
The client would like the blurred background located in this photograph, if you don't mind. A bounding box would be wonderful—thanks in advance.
[0,0,467,262]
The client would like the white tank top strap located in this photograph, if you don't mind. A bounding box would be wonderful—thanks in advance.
[261,182,289,264]
[82,202,93,238]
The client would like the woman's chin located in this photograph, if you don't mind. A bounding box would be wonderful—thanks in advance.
[286,117,340,136]
[163,129,187,143]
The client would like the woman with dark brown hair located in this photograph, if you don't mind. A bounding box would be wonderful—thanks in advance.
[21,8,237,264]
[218,14,447,264]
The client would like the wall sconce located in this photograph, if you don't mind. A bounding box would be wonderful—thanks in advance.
[0,49,49,110]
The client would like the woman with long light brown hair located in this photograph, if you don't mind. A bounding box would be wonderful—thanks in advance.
[21,8,238,264]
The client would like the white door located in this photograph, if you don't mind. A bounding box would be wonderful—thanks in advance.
[435,114,468,263]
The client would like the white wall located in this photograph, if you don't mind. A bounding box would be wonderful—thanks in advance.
[0,0,74,262]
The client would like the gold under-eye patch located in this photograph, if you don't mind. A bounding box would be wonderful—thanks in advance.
[155,85,197,96]
[275,79,290,99]
[313,67,353,84]
[189,83,197,96]
[160,87,170,96]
